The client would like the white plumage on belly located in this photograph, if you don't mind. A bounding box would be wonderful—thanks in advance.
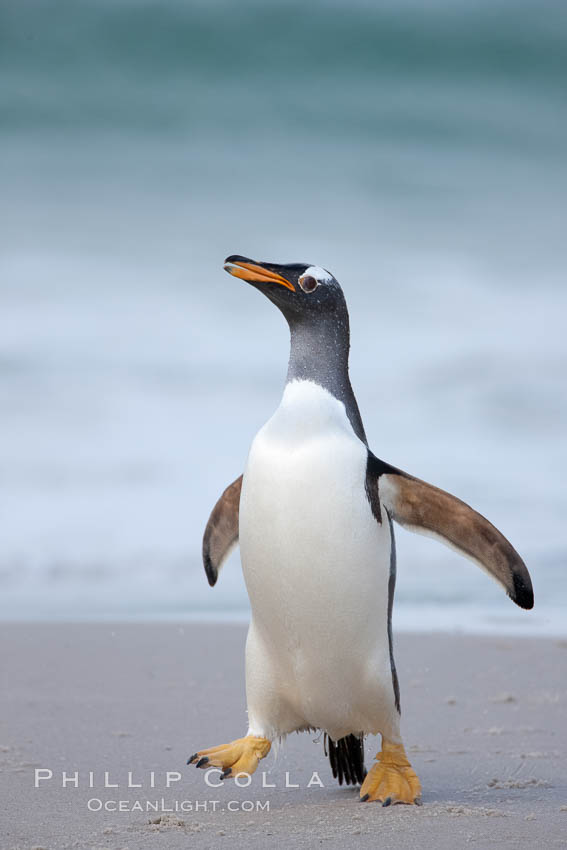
[239,380,399,742]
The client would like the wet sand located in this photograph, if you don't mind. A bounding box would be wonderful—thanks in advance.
[1,623,566,849]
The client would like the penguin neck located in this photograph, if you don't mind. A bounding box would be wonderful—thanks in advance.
[285,315,367,445]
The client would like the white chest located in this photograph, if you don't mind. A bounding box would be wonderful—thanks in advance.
[243,380,367,527]
[239,381,390,626]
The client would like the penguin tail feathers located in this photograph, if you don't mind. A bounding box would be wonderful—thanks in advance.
[324,733,366,786]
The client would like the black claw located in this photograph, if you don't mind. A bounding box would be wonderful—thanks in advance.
[382,797,392,807]
[187,753,198,765]
[360,793,370,802]
[222,768,232,778]
[414,797,423,806]
[195,756,209,768]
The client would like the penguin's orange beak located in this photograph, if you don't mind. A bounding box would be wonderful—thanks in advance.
[223,256,296,291]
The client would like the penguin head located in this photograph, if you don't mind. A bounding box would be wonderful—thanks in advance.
[223,255,347,326]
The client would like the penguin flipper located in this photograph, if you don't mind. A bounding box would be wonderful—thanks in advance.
[202,475,242,587]
[371,456,533,610]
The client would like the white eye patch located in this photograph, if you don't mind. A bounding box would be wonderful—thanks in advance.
[303,266,332,284]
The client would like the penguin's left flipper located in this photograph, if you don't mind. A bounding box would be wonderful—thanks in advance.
[202,475,242,586]
[370,455,533,610]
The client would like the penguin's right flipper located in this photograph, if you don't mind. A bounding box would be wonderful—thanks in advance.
[373,458,533,610]
[202,475,242,586]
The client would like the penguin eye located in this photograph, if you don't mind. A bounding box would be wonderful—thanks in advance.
[299,274,318,293]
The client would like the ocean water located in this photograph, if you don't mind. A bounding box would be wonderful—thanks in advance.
[1,0,566,632]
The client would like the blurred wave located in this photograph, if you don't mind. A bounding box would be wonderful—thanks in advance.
[2,1,566,131]
[0,0,565,631]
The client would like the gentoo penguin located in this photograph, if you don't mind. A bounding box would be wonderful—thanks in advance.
[189,255,533,804]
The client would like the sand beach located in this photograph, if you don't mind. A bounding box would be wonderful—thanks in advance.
[2,623,566,849]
